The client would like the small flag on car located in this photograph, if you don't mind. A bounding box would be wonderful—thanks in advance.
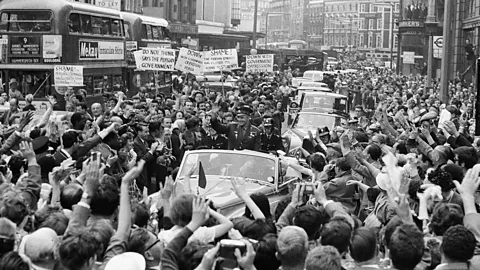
[198,161,207,189]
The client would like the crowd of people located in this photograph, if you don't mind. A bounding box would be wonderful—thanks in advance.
[0,64,478,270]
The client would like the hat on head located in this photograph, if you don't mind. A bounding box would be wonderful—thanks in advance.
[105,252,146,270]
[0,218,16,240]
[263,118,274,127]
[9,78,17,85]
[32,136,49,154]
[348,118,359,125]
[318,126,330,137]
[237,105,253,116]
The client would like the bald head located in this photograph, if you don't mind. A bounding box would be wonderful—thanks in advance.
[20,227,58,265]
[91,103,102,117]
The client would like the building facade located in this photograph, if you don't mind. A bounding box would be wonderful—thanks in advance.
[397,0,442,75]
[307,0,324,49]
[323,0,360,47]
[452,0,480,82]
[266,0,292,44]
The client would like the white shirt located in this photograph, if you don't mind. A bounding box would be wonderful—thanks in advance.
[158,225,216,245]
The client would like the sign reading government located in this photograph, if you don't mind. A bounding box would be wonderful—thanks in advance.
[202,49,238,73]
[79,40,124,60]
[135,48,175,71]
[246,54,274,73]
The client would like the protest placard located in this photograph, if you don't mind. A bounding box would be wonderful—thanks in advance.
[175,48,204,75]
[135,48,175,71]
[54,65,83,86]
[246,54,274,73]
[202,49,238,73]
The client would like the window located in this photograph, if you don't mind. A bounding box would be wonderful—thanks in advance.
[152,26,159,39]
[377,18,382,29]
[68,13,81,33]
[124,22,131,39]
[395,3,399,12]
[80,14,91,33]
[359,20,364,30]
[369,19,373,29]
[146,24,153,39]
[360,34,364,47]
[91,16,103,34]
[368,33,373,47]
[112,19,122,36]
[152,0,158,7]
[376,35,382,48]
[360,4,365,12]
[143,0,149,7]
[0,10,52,32]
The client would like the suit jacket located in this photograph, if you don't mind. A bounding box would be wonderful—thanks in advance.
[323,171,357,213]
[133,136,155,187]
[53,149,70,167]
[199,135,228,150]
[211,116,261,151]
[259,133,284,152]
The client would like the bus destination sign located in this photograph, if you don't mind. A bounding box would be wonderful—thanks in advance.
[10,36,40,56]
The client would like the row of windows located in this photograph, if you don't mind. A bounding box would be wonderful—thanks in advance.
[142,0,165,8]
[68,13,123,36]
[0,11,52,32]
[359,3,400,13]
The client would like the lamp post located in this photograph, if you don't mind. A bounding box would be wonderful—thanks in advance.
[425,0,437,88]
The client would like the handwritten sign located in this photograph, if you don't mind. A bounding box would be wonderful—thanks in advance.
[135,48,175,71]
[54,65,83,86]
[175,48,203,75]
[202,49,238,73]
[246,54,274,73]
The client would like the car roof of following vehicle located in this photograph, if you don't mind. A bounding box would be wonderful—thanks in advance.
[297,86,332,92]
[301,91,347,98]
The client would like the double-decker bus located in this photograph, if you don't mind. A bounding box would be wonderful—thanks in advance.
[0,0,126,106]
[120,12,172,97]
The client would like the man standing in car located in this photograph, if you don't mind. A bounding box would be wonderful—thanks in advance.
[211,104,261,151]
[259,118,284,153]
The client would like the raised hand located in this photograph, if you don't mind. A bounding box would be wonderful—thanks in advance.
[314,182,327,205]
[453,165,480,199]
[231,177,248,199]
[19,141,35,162]
[17,111,34,132]
[290,183,305,207]
[121,161,145,186]
[190,197,210,229]
[234,240,256,270]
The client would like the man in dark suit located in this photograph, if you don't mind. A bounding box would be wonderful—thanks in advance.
[211,105,261,151]
[199,126,228,150]
[133,122,159,193]
[259,118,284,153]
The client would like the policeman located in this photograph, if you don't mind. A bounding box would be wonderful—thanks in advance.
[199,125,228,150]
[259,118,284,153]
[211,105,261,151]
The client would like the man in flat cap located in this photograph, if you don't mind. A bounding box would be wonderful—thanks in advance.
[211,104,261,151]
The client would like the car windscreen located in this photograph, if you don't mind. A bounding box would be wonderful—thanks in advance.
[301,94,347,113]
[293,113,341,129]
[179,152,275,182]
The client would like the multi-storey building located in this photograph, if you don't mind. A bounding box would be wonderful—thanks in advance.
[307,0,324,49]
[266,0,291,43]
[397,0,442,75]
[323,0,360,47]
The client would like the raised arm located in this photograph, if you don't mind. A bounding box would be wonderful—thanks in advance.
[34,96,55,129]
[231,177,265,220]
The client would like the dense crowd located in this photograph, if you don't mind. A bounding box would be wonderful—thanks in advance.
[0,65,478,270]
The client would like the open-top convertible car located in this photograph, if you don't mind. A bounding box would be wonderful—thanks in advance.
[175,149,303,218]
